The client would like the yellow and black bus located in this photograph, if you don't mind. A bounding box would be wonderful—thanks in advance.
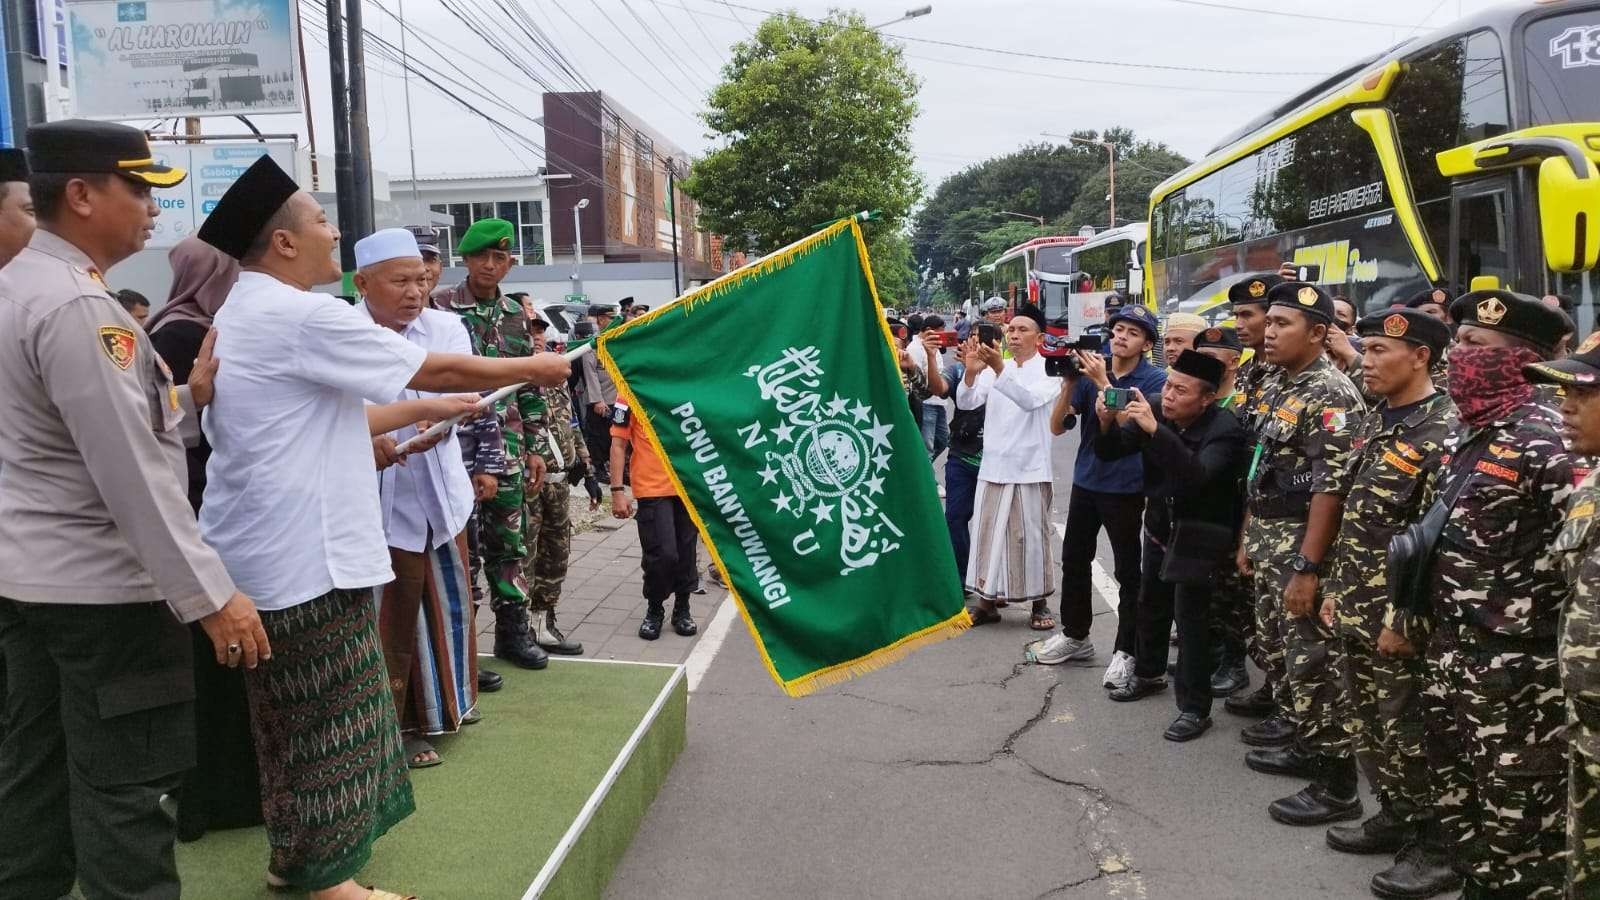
[1147,0,1600,331]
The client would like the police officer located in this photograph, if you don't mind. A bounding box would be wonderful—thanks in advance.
[1520,336,1600,897]
[1316,310,1457,896]
[1236,283,1367,831]
[0,120,268,900]
[522,312,588,656]
[1389,290,1573,896]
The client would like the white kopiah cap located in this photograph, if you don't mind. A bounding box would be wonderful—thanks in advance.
[354,228,421,269]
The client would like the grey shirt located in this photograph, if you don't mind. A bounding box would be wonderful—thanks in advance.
[0,230,236,622]
[580,346,617,407]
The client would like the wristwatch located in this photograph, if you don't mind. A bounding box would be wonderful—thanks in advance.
[609,485,627,493]
[1290,553,1321,576]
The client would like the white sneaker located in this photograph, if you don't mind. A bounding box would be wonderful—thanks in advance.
[1031,633,1095,665]
[1102,651,1135,689]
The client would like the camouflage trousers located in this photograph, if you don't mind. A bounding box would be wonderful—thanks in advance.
[1211,565,1253,665]
[1568,695,1600,894]
[1336,622,1434,812]
[1425,627,1566,896]
[481,470,530,611]
[1244,515,1294,709]
[521,479,572,613]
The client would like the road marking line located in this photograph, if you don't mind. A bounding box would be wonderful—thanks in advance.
[1052,521,1119,619]
[685,592,738,692]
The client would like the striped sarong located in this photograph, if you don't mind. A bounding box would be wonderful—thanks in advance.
[966,480,1056,604]
[245,588,415,891]
[374,530,478,735]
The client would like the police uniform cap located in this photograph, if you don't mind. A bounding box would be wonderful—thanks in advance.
[196,155,301,260]
[1171,349,1225,390]
[1450,289,1568,353]
[0,148,28,183]
[1355,308,1450,362]
[27,120,185,188]
[1524,332,1600,387]
[406,225,441,257]
[1404,287,1452,310]
[1266,280,1335,325]
[981,296,1005,312]
[1107,304,1159,341]
[1193,326,1243,352]
[1226,273,1284,308]
[588,303,617,318]
[631,304,650,314]
[456,218,515,256]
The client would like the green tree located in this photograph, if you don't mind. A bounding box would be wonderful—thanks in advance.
[682,11,922,254]
[867,230,916,306]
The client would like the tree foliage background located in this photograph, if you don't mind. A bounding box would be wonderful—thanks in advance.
[683,11,922,303]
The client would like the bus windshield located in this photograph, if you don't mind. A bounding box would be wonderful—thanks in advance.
[1034,245,1074,275]
[1525,12,1600,124]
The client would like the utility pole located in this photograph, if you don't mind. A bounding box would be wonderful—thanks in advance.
[345,0,374,241]
[325,0,356,278]
[667,160,682,297]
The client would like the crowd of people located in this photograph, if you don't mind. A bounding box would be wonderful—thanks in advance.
[0,120,704,900]
[897,267,1600,898]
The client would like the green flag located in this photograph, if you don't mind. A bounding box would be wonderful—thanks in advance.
[597,219,969,696]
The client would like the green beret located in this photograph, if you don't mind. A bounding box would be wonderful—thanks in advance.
[457,218,515,256]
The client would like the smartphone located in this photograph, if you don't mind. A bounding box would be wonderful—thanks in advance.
[977,322,1003,346]
[1103,387,1133,410]
[1293,263,1322,283]
[939,330,959,347]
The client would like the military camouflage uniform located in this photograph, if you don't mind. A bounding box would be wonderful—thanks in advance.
[1325,391,1453,821]
[1558,469,1600,892]
[457,405,506,609]
[432,282,546,611]
[1244,355,1364,753]
[1234,354,1281,675]
[1397,404,1575,896]
[1237,353,1279,431]
[521,382,590,614]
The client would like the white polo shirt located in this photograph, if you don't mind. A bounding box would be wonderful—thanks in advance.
[201,272,428,611]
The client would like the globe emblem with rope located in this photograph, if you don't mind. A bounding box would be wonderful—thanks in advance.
[779,421,872,501]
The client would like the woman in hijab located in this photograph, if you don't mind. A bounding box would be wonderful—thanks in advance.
[148,237,261,841]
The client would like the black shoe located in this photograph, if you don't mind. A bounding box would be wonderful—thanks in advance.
[493,607,549,670]
[639,607,664,641]
[1109,675,1167,702]
[531,608,584,656]
[1210,660,1249,697]
[671,603,698,637]
[1241,714,1296,747]
[1164,712,1212,742]
[1268,756,1362,826]
[1245,742,1317,778]
[1326,804,1421,855]
[1370,836,1462,899]
[477,668,504,693]
[1224,682,1275,717]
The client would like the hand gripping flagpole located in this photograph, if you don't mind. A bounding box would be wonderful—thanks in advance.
[393,343,593,455]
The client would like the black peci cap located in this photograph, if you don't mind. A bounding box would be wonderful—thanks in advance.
[1014,301,1047,333]
[27,120,185,187]
[1450,289,1569,354]
[1355,308,1451,362]
[1227,273,1284,308]
[1194,325,1244,352]
[0,148,29,183]
[1171,349,1226,389]
[1267,281,1335,325]
[197,155,301,260]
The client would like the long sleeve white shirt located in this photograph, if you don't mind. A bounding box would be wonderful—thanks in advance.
[957,353,1061,484]
[359,304,478,553]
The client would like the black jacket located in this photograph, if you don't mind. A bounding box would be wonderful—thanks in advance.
[1094,403,1250,546]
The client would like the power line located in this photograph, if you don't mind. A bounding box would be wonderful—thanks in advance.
[619,0,716,88]
[580,0,707,113]
[643,0,726,78]
[665,0,733,65]
[1160,0,1410,28]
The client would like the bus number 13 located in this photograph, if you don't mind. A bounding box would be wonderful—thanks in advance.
[1551,25,1600,69]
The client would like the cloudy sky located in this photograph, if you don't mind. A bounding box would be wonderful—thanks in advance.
[232,0,1505,194]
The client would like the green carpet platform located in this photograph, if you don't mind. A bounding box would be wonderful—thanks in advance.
[176,658,687,899]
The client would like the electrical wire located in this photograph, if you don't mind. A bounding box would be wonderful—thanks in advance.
[1159,0,1410,28]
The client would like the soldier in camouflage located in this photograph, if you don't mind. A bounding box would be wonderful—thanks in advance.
[1236,282,1366,830]
[456,389,507,692]
[1389,291,1574,897]
[1522,335,1600,898]
[430,217,550,670]
[1316,309,1458,897]
[520,312,589,656]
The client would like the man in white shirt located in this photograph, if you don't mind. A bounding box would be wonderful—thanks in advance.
[356,229,484,769]
[957,301,1062,631]
[195,156,571,900]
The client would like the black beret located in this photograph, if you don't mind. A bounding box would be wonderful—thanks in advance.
[1193,326,1243,352]
[1266,281,1335,325]
[588,304,616,317]
[1171,349,1225,389]
[197,155,301,259]
[1355,309,1450,361]
[1227,273,1284,308]
[0,148,28,183]
[1405,287,1453,310]
[1450,289,1569,353]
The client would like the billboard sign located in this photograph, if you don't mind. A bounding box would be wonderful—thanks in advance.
[144,141,296,248]
[66,0,301,119]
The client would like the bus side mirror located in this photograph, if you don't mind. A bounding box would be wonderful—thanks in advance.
[1537,154,1600,274]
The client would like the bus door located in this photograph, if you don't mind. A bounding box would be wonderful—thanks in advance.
[1449,175,1518,292]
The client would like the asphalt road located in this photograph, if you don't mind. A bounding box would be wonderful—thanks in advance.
[608,403,1379,900]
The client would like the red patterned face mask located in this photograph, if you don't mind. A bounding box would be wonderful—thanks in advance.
[1447,344,1542,427]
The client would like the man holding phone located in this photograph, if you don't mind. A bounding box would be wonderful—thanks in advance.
[1033,306,1166,686]
[911,315,951,461]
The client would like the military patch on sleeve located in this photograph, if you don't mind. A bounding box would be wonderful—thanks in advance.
[1574,466,1593,488]
[1570,500,1596,521]
[1381,450,1421,476]
[1321,408,1347,432]
[1486,443,1522,461]
[1395,441,1424,462]
[97,326,136,371]
[1475,459,1519,482]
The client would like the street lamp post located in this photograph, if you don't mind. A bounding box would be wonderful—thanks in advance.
[1043,132,1117,228]
[996,210,1045,226]
[572,197,590,300]
[871,5,931,29]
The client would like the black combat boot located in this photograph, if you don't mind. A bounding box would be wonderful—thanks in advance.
[531,607,584,655]
[1370,820,1462,899]
[1240,713,1296,747]
[639,599,665,641]
[1224,681,1275,717]
[1210,657,1249,697]
[1245,740,1317,778]
[493,605,549,670]
[477,668,504,692]
[671,596,698,636]
[1268,754,1363,826]
[1326,799,1422,855]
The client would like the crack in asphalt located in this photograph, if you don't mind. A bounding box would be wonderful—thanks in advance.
[834,690,923,715]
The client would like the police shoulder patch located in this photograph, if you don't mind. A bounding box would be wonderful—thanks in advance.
[97,326,136,371]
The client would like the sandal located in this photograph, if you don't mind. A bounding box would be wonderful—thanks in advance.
[965,605,1001,626]
[404,736,441,769]
[366,890,418,900]
[1029,608,1056,631]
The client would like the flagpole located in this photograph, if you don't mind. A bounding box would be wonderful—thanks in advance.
[394,344,592,454]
